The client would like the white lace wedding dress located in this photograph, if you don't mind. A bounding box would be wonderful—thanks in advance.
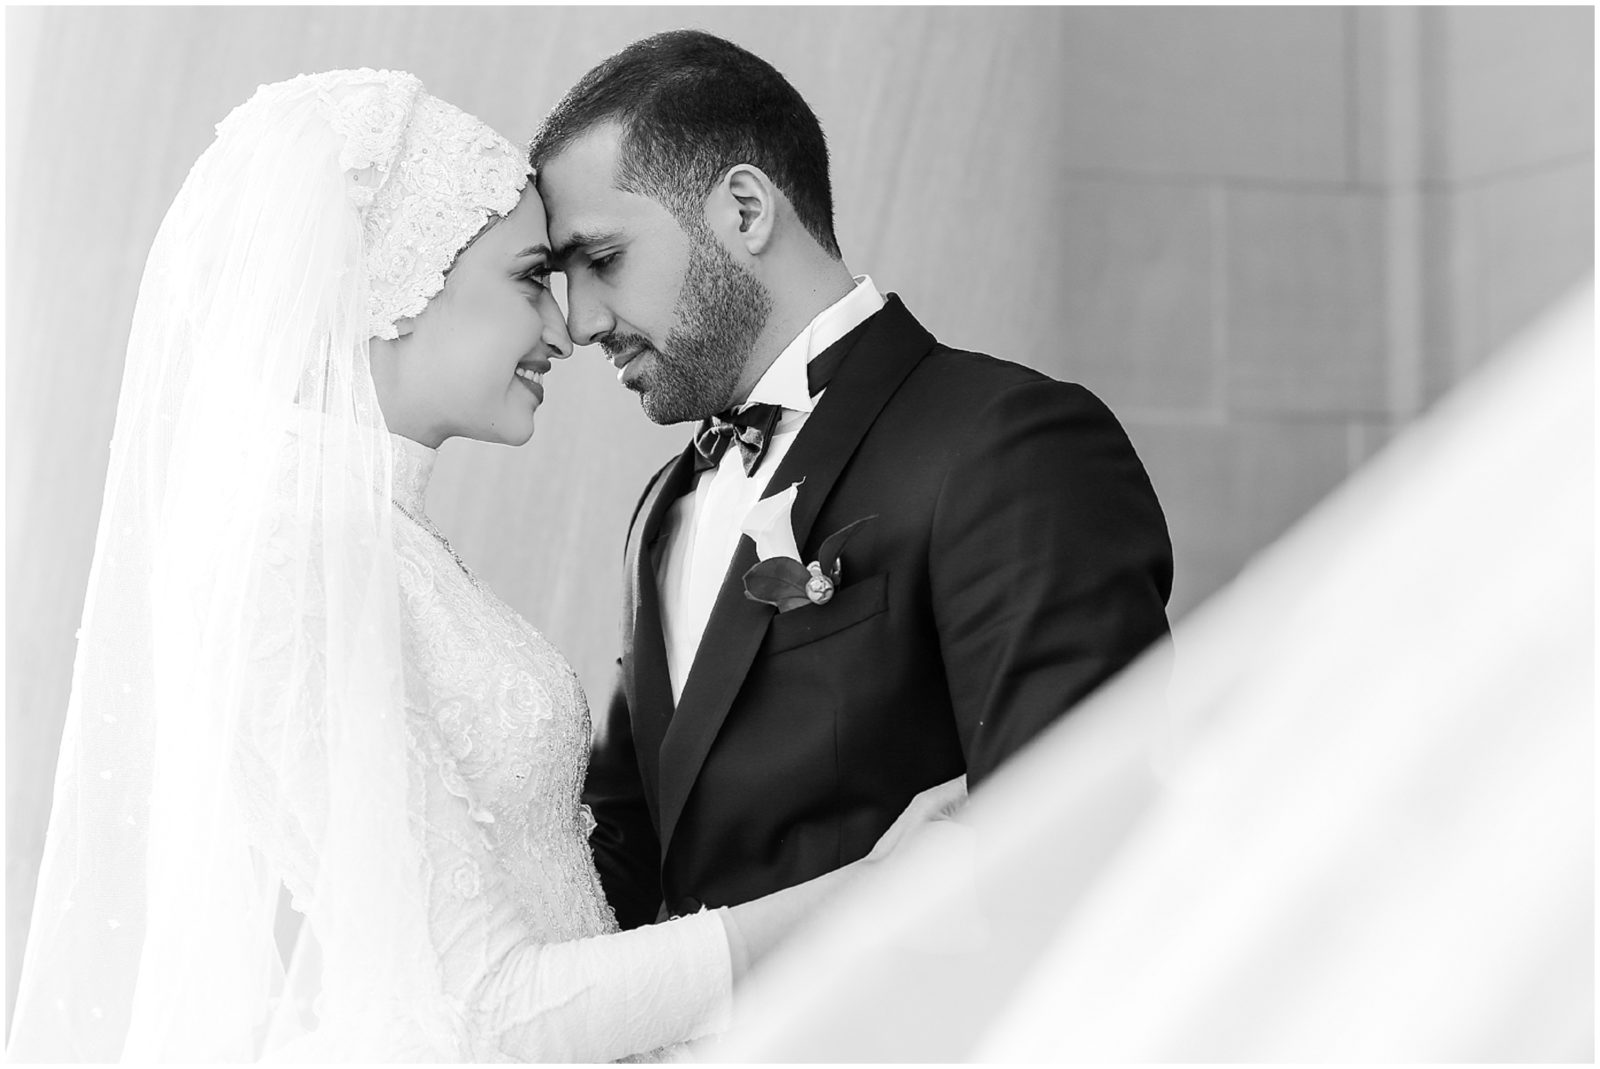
[6,69,732,1064]
[243,433,731,1062]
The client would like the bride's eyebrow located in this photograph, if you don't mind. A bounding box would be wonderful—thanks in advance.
[514,243,552,260]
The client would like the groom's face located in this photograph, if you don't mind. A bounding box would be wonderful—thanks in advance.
[540,124,770,424]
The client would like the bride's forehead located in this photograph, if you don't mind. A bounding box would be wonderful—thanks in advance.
[481,190,551,246]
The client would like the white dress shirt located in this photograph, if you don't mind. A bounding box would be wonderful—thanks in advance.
[657,275,885,703]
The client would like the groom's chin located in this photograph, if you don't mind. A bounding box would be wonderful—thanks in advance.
[640,395,719,428]
[638,392,682,426]
[635,382,688,426]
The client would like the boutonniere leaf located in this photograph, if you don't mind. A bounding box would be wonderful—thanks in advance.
[743,557,816,613]
[740,480,878,612]
[816,515,876,585]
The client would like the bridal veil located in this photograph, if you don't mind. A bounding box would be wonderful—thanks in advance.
[8,70,531,1060]
[715,281,1593,1060]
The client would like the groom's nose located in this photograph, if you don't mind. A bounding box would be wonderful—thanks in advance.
[564,281,614,348]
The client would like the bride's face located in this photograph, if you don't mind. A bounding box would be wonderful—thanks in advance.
[373,186,573,448]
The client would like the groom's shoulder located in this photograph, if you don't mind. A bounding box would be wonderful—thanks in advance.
[919,343,1055,393]
[878,333,1141,465]
[903,338,1108,424]
[877,297,1085,406]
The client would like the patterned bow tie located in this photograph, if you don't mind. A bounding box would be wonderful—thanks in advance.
[691,326,860,476]
[694,404,783,475]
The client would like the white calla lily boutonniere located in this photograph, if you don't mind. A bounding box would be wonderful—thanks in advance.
[740,480,876,613]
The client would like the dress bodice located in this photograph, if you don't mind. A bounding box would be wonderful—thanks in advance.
[240,428,729,1063]
[387,435,617,949]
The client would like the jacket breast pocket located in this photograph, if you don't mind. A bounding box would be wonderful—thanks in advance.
[763,572,889,655]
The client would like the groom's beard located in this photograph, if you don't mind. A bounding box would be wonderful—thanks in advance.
[606,228,771,425]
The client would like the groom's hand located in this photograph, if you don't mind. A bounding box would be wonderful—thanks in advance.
[865,775,968,864]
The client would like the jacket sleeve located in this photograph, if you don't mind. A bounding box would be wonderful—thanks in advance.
[582,463,672,930]
[584,666,664,930]
[929,377,1173,785]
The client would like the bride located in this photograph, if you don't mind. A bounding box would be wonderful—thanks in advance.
[6,69,956,1062]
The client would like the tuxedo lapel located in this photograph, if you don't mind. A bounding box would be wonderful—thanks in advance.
[623,444,697,828]
[763,298,933,568]
[656,295,937,855]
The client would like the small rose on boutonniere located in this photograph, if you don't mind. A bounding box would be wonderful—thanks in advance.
[741,480,876,613]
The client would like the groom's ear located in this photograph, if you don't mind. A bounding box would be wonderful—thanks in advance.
[714,164,777,257]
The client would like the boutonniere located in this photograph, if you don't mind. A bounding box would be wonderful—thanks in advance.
[740,480,876,613]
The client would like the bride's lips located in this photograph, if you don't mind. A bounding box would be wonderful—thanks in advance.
[514,357,550,402]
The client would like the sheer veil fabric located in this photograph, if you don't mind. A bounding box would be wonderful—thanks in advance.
[7,70,533,1059]
[715,281,1594,1061]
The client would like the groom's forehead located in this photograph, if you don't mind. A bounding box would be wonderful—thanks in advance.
[543,194,641,263]
[539,124,623,201]
[543,176,678,262]
[538,127,631,241]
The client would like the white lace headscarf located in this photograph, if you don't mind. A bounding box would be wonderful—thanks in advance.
[214,68,531,339]
[7,69,530,1060]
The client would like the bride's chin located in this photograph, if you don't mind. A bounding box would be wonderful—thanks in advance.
[458,415,535,448]
[497,413,538,448]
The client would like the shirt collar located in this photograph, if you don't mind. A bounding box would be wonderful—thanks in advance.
[738,274,885,415]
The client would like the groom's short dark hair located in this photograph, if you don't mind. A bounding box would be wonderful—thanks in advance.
[530,29,842,259]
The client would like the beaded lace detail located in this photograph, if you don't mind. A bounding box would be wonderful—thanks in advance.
[216,68,532,342]
[378,441,734,1061]
[234,424,732,1060]
[357,92,531,341]
[387,434,615,946]
[27,65,727,1061]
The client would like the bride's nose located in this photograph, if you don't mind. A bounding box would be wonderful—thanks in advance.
[543,311,574,360]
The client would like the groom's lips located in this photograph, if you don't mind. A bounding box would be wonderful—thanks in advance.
[609,346,650,385]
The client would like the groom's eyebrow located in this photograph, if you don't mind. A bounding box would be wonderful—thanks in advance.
[552,229,618,265]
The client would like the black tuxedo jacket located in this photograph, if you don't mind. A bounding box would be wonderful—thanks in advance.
[585,295,1173,928]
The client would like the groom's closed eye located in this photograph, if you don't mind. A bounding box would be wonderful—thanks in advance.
[552,228,621,268]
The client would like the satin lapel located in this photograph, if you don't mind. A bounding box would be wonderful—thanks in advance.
[656,295,937,854]
[624,443,697,828]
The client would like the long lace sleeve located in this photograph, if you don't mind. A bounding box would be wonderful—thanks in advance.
[389,515,734,1062]
[474,909,733,1061]
[404,721,733,1062]
[232,442,735,1062]
[225,481,735,1061]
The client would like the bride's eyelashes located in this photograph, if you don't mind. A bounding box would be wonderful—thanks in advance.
[515,264,552,290]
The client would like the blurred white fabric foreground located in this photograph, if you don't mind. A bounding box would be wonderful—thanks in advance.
[716,280,1593,1062]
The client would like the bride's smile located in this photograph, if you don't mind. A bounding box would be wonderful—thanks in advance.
[513,354,550,400]
[12,51,999,1063]
[370,185,572,449]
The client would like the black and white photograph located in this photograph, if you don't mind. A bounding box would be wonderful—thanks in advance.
[5,5,1593,1061]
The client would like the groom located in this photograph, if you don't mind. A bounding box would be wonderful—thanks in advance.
[533,30,1173,930]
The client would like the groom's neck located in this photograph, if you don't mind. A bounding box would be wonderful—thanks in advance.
[730,254,858,406]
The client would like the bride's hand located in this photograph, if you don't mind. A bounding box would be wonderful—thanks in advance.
[865,775,967,864]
